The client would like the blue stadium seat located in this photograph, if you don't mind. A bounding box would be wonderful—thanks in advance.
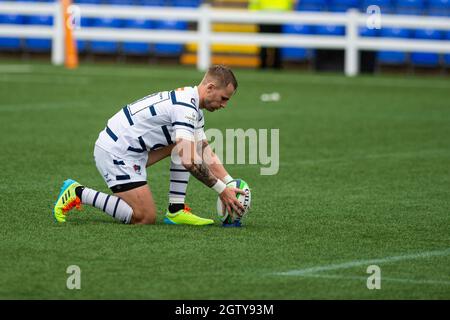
[411,29,442,67]
[281,24,314,61]
[315,24,345,36]
[395,0,425,15]
[73,0,102,3]
[328,0,360,12]
[106,0,135,5]
[444,31,450,66]
[428,0,450,16]
[90,17,121,54]
[295,0,327,11]
[359,26,378,37]
[172,0,200,7]
[122,18,153,55]
[154,20,187,56]
[313,1,346,36]
[77,17,93,53]
[361,0,394,14]
[139,0,167,6]
[377,27,410,64]
[0,14,24,51]
[24,15,53,52]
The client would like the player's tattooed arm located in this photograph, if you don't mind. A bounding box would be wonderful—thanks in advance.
[185,161,217,188]
[176,138,217,187]
[198,139,230,183]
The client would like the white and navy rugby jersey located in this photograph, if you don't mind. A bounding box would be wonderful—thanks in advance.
[95,86,206,158]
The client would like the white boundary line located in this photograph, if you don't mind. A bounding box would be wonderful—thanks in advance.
[279,149,450,167]
[275,248,450,276]
[0,65,33,73]
[0,101,90,112]
[296,273,450,286]
[0,74,91,85]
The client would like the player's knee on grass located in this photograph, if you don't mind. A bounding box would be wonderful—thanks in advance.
[130,206,157,225]
[113,184,157,225]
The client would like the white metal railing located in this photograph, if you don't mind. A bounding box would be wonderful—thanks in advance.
[0,1,450,76]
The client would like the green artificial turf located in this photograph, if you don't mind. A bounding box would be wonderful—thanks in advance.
[0,61,449,299]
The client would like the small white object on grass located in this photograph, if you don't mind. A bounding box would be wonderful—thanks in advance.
[260,92,281,102]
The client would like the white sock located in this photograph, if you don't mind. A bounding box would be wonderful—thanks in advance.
[168,160,190,205]
[80,187,132,224]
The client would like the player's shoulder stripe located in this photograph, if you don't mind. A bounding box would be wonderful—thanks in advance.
[172,121,195,130]
[170,90,198,112]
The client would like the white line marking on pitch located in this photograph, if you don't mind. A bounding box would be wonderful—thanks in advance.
[295,273,450,286]
[0,75,91,85]
[0,101,90,112]
[275,248,450,276]
[0,65,33,73]
[249,75,450,90]
[280,149,450,167]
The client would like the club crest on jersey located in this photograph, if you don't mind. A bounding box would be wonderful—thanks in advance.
[185,111,197,123]
[133,165,141,174]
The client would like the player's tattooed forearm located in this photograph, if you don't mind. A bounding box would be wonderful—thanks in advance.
[187,162,217,187]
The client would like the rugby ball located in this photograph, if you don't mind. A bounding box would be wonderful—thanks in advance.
[217,179,251,224]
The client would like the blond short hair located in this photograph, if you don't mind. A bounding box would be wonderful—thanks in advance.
[202,65,238,91]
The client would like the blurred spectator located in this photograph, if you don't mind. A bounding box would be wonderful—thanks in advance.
[249,0,297,69]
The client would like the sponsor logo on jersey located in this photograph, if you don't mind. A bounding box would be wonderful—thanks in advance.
[185,111,197,123]
[104,173,112,183]
[133,165,141,175]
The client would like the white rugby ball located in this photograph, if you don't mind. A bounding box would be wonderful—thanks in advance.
[217,179,251,224]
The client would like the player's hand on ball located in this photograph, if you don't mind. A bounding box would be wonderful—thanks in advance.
[219,187,245,216]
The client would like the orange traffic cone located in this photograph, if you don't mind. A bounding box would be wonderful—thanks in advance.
[62,0,78,69]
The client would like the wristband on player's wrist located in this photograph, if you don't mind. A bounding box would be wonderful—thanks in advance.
[223,175,233,184]
[211,180,226,194]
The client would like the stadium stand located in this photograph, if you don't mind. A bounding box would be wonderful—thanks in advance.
[360,0,395,16]
[172,0,201,7]
[139,0,166,6]
[181,0,260,68]
[281,24,313,62]
[0,12,23,51]
[90,17,121,54]
[24,15,53,53]
[122,18,153,55]
[1,0,449,72]
[329,0,360,12]
[154,19,187,56]
[428,0,450,16]
[74,0,100,3]
[411,28,442,67]
[445,31,450,67]
[377,27,411,65]
[396,0,426,15]
[295,0,327,12]
[181,23,260,68]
